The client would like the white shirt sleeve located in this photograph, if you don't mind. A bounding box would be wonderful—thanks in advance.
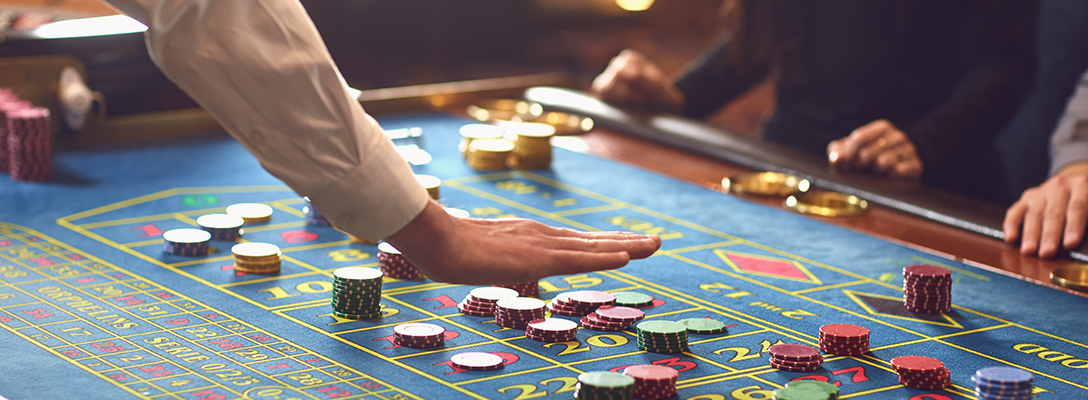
[1050,64,1088,175]
[103,0,430,241]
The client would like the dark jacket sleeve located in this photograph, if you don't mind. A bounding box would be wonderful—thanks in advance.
[906,1,1038,175]
[673,33,772,119]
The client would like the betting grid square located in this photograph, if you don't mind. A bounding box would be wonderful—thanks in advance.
[44,171,1088,399]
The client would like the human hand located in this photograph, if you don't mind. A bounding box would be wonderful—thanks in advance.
[1003,162,1088,258]
[385,201,662,285]
[826,119,923,180]
[591,49,685,114]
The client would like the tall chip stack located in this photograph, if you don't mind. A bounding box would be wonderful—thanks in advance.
[902,264,953,313]
[506,122,555,170]
[7,107,52,182]
[973,367,1033,400]
[330,267,384,319]
[0,95,33,174]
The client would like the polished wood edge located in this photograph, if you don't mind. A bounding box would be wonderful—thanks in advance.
[59,72,575,148]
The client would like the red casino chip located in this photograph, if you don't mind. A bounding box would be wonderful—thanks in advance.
[767,344,821,362]
[891,355,944,373]
[591,305,645,323]
[623,365,678,400]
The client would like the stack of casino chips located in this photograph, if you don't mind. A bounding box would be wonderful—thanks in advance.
[450,352,505,371]
[636,320,689,354]
[492,282,539,297]
[773,380,840,400]
[414,174,441,200]
[622,365,679,400]
[197,214,245,241]
[767,344,823,372]
[231,242,282,274]
[225,203,273,224]
[0,96,33,174]
[506,122,555,170]
[612,291,655,308]
[494,297,547,329]
[465,138,514,171]
[890,355,951,389]
[677,317,729,335]
[7,107,52,182]
[547,290,616,317]
[902,264,953,314]
[574,371,635,400]
[392,322,445,348]
[581,305,644,332]
[818,323,870,355]
[458,123,504,158]
[524,318,578,342]
[161,228,211,256]
[972,366,1033,400]
[302,197,331,226]
[458,286,519,316]
[330,267,384,319]
[377,242,424,279]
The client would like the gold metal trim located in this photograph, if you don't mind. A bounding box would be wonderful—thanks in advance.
[723,172,810,197]
[785,191,869,217]
[1051,264,1088,292]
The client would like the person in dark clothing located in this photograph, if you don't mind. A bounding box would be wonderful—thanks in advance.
[593,0,1037,203]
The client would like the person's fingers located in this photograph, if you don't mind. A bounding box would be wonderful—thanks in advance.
[466,218,661,259]
[538,250,632,278]
[857,132,906,168]
[1038,180,1071,258]
[1063,178,1088,250]
[1019,189,1046,256]
[873,145,906,173]
[1003,199,1029,244]
[827,139,846,167]
[835,120,893,168]
[889,155,923,180]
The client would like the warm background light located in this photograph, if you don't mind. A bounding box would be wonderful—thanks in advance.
[616,0,655,11]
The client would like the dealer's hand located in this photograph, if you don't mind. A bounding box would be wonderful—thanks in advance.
[827,119,923,180]
[1004,162,1088,258]
[385,201,662,285]
[591,49,685,114]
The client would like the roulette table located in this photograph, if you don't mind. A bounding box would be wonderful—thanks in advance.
[0,80,1085,399]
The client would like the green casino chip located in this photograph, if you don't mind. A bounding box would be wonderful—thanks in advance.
[678,317,729,334]
[578,371,635,388]
[636,320,687,335]
[612,291,654,307]
[333,309,384,319]
[773,386,832,400]
[786,380,840,399]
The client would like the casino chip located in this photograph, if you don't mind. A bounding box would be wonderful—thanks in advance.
[678,317,728,334]
[622,365,678,400]
[450,352,505,371]
[785,380,839,399]
[393,322,446,348]
[582,305,644,332]
[377,242,424,279]
[459,287,520,317]
[302,197,331,226]
[768,344,822,372]
[466,139,514,171]
[548,290,616,317]
[612,291,655,308]
[891,355,951,390]
[492,281,539,297]
[197,214,245,240]
[458,123,505,157]
[6,106,52,182]
[330,267,384,319]
[818,324,870,356]
[506,122,555,170]
[225,203,273,224]
[231,242,281,274]
[525,318,578,343]
[902,264,953,314]
[415,174,441,200]
[495,297,547,329]
[973,366,1033,400]
[576,371,635,400]
[162,228,211,256]
[636,320,690,354]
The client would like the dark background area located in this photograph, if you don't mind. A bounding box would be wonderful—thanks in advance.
[0,0,725,116]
